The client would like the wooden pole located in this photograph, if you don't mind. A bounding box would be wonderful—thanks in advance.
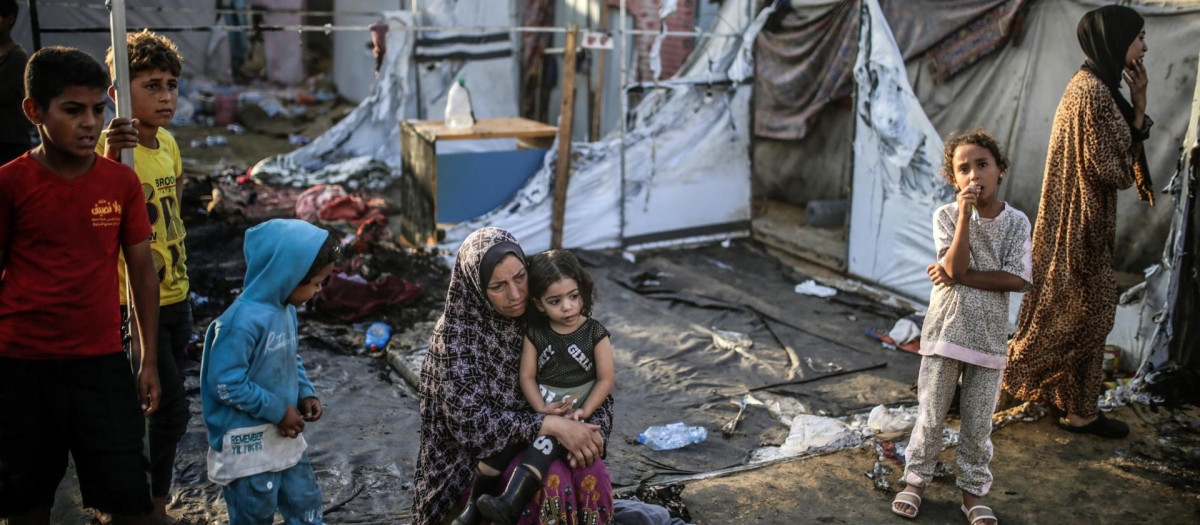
[590,1,609,141]
[107,0,134,168]
[27,0,42,51]
[550,24,579,250]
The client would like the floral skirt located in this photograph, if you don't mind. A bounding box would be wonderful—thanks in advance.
[477,454,613,525]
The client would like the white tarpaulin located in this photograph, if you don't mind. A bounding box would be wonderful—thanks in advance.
[441,0,755,253]
[848,0,950,301]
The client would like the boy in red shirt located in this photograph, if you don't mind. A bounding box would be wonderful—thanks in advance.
[0,46,161,525]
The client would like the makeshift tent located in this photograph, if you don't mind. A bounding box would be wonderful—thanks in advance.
[250,0,523,190]
[10,0,305,84]
[1132,52,1199,375]
[250,0,760,252]
[440,0,759,252]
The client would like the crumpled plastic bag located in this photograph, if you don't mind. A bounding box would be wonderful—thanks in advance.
[777,415,860,456]
[867,404,917,433]
[887,318,921,345]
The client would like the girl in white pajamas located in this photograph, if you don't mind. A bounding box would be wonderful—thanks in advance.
[891,130,1032,525]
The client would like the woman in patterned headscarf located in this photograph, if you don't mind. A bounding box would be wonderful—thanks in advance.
[1004,5,1154,439]
[412,227,614,525]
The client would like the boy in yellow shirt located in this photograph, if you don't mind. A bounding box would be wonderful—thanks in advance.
[100,30,190,524]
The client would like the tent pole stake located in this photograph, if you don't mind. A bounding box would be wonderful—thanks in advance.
[550,24,579,249]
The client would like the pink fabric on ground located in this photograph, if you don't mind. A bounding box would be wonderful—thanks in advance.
[318,194,387,227]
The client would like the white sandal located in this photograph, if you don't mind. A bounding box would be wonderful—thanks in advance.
[961,504,997,525]
[891,491,922,518]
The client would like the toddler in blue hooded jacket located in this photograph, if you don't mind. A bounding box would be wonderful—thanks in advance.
[200,219,337,525]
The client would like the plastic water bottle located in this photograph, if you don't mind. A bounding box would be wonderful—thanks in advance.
[364,322,392,352]
[445,77,475,130]
[636,422,707,451]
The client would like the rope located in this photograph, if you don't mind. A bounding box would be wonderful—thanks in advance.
[37,23,570,35]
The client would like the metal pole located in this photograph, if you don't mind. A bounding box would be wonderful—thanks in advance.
[107,0,133,168]
[38,24,575,35]
[28,0,42,51]
[618,0,626,244]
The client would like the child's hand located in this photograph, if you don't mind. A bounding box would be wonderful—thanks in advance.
[541,398,574,416]
[956,184,978,217]
[927,262,955,287]
[277,405,305,438]
[136,363,160,417]
[299,397,323,422]
[103,118,139,160]
[567,409,586,421]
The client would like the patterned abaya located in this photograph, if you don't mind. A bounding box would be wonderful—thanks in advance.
[412,227,614,525]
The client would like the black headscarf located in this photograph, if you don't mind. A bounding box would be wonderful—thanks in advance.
[1077,5,1143,132]
[479,241,526,291]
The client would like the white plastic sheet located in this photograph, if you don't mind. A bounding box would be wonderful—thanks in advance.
[847,0,951,301]
[251,10,417,189]
[751,414,859,463]
[1130,52,1200,375]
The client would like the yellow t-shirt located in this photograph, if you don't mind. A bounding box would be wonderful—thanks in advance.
[99,127,189,306]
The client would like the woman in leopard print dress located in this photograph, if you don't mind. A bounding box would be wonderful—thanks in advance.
[1003,5,1154,439]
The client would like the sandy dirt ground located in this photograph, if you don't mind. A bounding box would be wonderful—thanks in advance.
[37,127,1200,525]
[683,405,1200,524]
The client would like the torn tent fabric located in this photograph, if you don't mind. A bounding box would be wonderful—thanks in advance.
[754,0,1030,140]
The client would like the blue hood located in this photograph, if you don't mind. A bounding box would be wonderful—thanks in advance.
[200,219,326,452]
[241,219,330,306]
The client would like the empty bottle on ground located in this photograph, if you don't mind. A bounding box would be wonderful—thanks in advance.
[637,422,707,450]
[365,322,392,352]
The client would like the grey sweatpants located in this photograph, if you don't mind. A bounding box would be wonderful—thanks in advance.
[903,355,1002,496]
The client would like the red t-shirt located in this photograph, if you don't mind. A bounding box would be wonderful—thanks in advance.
[0,153,152,359]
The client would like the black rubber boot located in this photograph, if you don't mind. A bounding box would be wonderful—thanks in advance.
[450,470,500,525]
[476,466,541,525]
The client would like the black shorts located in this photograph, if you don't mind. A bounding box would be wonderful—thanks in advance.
[0,353,153,517]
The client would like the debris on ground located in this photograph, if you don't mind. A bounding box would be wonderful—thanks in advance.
[794,279,838,297]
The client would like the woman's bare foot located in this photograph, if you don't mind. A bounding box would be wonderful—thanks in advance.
[961,491,997,525]
[891,484,925,518]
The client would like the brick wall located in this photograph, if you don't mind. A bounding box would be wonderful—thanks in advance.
[614,0,696,82]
